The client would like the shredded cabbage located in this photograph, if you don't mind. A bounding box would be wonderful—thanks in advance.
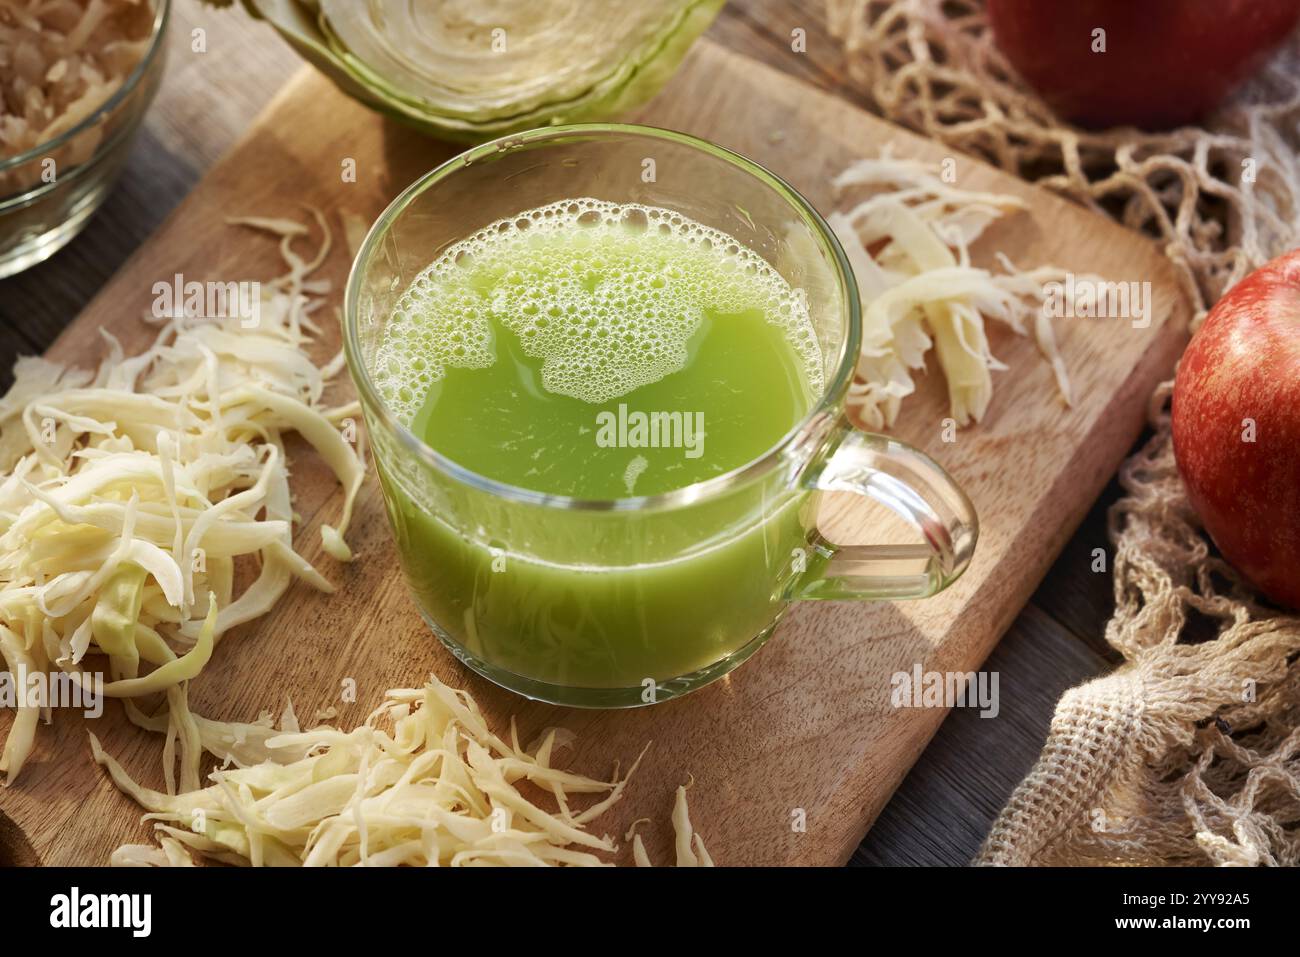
[0,212,364,785]
[623,781,712,868]
[832,151,1101,429]
[94,672,712,867]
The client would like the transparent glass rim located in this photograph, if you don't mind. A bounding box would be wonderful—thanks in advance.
[0,0,171,174]
[343,122,862,512]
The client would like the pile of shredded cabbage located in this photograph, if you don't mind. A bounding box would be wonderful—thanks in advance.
[98,672,712,867]
[0,212,364,785]
[830,151,1096,429]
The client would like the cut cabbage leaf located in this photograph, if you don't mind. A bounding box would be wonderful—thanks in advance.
[832,151,1103,429]
[0,212,365,785]
[110,834,197,868]
[95,673,712,867]
[624,783,714,868]
[239,0,723,142]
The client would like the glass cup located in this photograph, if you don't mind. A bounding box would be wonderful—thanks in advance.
[345,124,977,708]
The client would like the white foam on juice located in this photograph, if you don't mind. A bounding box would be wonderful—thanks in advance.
[375,198,823,420]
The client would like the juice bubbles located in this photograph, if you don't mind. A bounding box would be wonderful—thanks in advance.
[371,199,829,698]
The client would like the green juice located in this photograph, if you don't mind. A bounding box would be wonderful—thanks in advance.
[372,199,829,696]
[408,288,813,499]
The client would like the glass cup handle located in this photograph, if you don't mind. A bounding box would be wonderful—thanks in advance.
[794,426,978,601]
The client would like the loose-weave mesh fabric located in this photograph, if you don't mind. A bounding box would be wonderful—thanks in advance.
[828,0,1300,866]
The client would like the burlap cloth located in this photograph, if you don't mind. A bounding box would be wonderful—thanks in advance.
[828,0,1300,866]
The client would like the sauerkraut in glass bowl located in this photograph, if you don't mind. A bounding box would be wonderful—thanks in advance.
[0,0,168,278]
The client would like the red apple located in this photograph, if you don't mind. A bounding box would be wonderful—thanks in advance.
[1172,249,1300,610]
[987,0,1300,129]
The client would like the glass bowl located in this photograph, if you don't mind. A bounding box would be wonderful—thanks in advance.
[0,0,170,279]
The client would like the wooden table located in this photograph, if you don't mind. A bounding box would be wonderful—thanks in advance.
[0,0,1124,866]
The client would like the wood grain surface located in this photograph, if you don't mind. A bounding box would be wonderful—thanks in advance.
[0,29,1189,866]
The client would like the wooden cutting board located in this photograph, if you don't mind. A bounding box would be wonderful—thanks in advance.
[0,39,1188,867]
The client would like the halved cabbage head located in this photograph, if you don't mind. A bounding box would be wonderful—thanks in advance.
[245,0,724,141]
